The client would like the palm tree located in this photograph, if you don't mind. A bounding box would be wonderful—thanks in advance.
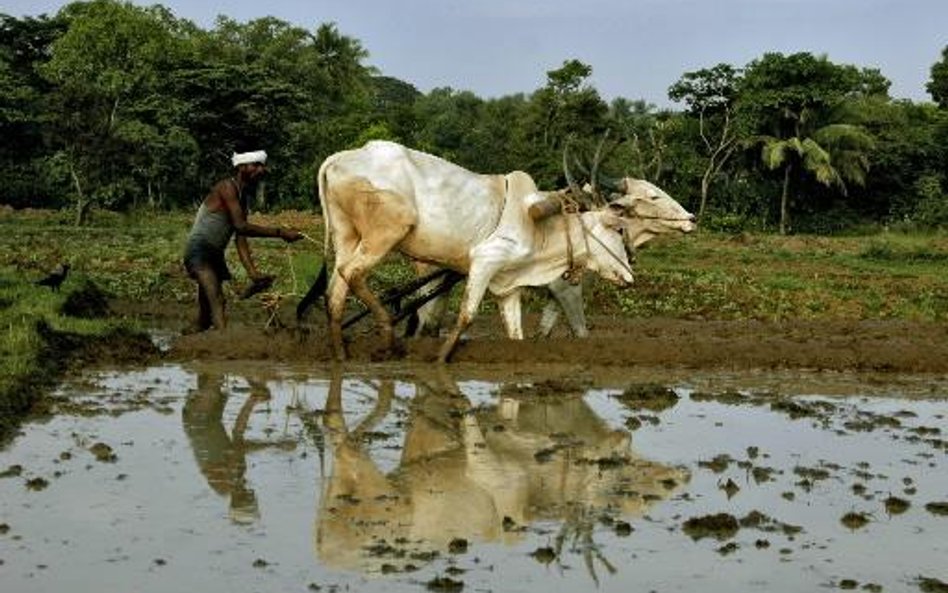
[759,114,874,234]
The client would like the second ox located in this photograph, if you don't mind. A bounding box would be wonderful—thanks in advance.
[410,176,698,338]
[307,140,688,362]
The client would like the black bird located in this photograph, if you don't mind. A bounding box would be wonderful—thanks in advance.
[36,263,70,291]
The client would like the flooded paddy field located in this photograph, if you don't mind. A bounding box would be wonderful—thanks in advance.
[2,361,947,593]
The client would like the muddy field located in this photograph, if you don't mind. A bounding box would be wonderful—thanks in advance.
[157,300,948,373]
[2,360,947,593]
[3,295,948,593]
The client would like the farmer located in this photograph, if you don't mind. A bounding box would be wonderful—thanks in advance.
[183,149,303,332]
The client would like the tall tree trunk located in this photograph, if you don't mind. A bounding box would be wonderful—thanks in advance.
[69,161,91,226]
[779,163,792,235]
[699,170,711,219]
[697,139,737,221]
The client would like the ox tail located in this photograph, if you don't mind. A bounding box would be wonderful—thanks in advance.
[316,155,333,257]
[296,260,328,322]
[296,156,335,322]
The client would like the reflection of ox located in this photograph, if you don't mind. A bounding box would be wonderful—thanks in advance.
[313,368,688,573]
[313,140,693,362]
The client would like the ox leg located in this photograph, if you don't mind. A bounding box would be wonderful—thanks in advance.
[547,277,589,338]
[326,270,351,361]
[335,266,394,354]
[337,233,410,355]
[413,292,449,337]
[438,261,502,363]
[349,274,396,350]
[536,300,560,338]
[497,289,524,339]
[409,262,449,337]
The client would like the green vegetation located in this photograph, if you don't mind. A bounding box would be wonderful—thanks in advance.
[0,264,150,442]
[2,207,946,439]
[3,2,948,233]
[3,209,946,324]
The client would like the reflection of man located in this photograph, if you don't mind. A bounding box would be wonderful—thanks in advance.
[182,373,271,524]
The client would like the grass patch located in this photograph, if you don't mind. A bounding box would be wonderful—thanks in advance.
[0,266,155,443]
[3,209,948,323]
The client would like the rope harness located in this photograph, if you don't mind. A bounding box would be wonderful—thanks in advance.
[556,192,636,285]
[558,192,585,285]
[254,231,321,329]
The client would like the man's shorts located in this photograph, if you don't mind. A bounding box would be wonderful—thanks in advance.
[183,240,232,282]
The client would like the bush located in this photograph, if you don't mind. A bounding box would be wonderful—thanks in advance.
[912,175,948,228]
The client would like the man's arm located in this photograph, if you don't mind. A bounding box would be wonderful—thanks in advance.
[219,183,285,239]
[234,234,264,280]
[222,187,304,243]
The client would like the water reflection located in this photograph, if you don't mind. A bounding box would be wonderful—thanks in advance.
[182,373,295,524]
[315,367,689,572]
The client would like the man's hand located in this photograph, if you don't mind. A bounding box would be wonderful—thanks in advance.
[240,274,275,299]
[279,228,304,243]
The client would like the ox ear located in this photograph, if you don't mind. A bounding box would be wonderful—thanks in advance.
[600,202,627,230]
[607,200,632,219]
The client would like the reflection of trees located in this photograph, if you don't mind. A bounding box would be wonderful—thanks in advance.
[313,368,688,574]
[182,373,295,524]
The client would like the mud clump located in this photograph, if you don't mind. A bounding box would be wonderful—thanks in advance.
[614,520,633,536]
[770,398,829,420]
[717,542,739,555]
[499,378,588,399]
[720,478,740,498]
[447,538,468,554]
[919,576,948,593]
[89,442,117,463]
[530,546,557,564]
[925,502,948,516]
[738,510,802,536]
[59,280,112,318]
[690,389,748,405]
[698,454,734,473]
[840,512,871,530]
[682,513,740,541]
[884,496,911,515]
[1,464,23,478]
[614,383,679,412]
[426,576,464,592]
[25,476,49,491]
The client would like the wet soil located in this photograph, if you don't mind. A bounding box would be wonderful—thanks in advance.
[3,363,946,593]
[149,298,948,372]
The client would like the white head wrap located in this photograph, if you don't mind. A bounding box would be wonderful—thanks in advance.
[232,150,267,167]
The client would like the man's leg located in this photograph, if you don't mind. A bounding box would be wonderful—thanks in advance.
[193,266,227,330]
[195,283,212,331]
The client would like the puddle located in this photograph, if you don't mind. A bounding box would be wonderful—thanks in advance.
[1,362,947,592]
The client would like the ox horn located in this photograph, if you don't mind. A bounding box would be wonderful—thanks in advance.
[589,128,615,205]
[562,138,585,202]
[598,174,627,196]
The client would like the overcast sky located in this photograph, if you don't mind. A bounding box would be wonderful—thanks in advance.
[6,0,947,106]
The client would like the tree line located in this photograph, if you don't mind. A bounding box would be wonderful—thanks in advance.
[2,0,947,232]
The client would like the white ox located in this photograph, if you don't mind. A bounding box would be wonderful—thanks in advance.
[317,140,646,362]
[319,141,632,361]
[411,177,698,338]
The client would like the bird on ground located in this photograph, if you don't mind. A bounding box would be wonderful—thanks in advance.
[35,263,70,291]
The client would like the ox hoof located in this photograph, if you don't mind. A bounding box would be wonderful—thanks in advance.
[370,340,406,362]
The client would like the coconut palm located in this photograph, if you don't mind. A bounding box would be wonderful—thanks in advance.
[759,115,874,234]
